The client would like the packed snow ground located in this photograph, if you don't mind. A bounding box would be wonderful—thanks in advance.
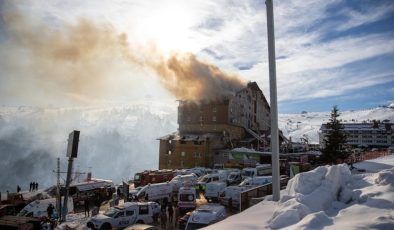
[207,154,394,230]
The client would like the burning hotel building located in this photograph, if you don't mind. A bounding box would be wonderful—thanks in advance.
[158,82,273,169]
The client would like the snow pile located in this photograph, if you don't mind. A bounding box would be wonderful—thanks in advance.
[373,168,394,186]
[206,154,394,229]
[269,164,351,228]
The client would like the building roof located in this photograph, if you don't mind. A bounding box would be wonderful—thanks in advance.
[320,122,393,131]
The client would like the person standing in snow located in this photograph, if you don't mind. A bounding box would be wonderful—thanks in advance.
[47,203,54,218]
[167,202,174,226]
[17,185,21,193]
[29,182,32,192]
[84,198,90,217]
[160,210,167,230]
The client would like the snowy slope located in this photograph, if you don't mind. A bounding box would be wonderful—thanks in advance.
[279,106,394,144]
[206,154,394,229]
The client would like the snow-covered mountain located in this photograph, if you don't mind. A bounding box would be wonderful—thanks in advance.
[279,105,394,144]
[0,104,393,191]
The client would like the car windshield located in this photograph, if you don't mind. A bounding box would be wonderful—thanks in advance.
[228,174,237,179]
[104,207,119,217]
[180,194,195,201]
[199,176,209,183]
[242,171,253,177]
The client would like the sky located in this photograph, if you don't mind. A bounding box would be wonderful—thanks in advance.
[0,0,393,113]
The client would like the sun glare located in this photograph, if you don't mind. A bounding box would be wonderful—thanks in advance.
[134,3,197,55]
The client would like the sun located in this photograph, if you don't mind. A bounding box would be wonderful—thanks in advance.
[133,2,198,55]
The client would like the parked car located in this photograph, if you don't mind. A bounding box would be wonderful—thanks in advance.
[185,204,226,230]
[86,202,156,230]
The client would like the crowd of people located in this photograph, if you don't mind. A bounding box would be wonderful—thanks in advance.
[157,200,181,230]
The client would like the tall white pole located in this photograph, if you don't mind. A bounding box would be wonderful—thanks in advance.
[266,0,280,201]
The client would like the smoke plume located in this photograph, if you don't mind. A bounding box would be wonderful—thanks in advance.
[154,53,245,102]
[0,7,245,105]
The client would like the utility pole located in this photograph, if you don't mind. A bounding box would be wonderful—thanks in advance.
[61,130,80,222]
[266,0,280,201]
[56,158,61,221]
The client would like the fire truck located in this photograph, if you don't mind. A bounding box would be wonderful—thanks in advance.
[133,169,175,187]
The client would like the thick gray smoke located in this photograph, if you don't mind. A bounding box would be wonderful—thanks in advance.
[0,104,177,192]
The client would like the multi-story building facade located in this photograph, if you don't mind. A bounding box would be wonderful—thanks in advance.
[319,122,393,148]
[158,82,271,169]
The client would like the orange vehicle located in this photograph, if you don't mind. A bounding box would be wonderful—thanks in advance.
[133,169,175,187]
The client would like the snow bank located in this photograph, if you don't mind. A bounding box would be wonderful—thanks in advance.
[373,167,394,186]
[268,164,352,228]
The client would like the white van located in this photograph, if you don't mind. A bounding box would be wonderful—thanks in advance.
[205,182,227,203]
[177,187,197,212]
[185,204,226,230]
[136,182,172,201]
[170,174,198,193]
[197,173,227,191]
[241,164,272,179]
[87,202,156,229]
[220,186,250,208]
[17,197,74,218]
[239,176,272,186]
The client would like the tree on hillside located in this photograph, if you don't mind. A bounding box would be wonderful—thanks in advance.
[321,106,349,164]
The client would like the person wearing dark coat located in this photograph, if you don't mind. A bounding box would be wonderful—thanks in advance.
[84,198,90,217]
[17,185,21,193]
[29,182,33,192]
[47,203,54,218]
[167,203,174,226]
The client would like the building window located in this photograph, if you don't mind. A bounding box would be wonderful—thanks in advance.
[213,107,217,112]
[168,150,172,155]
[187,116,191,122]
[181,160,184,167]
[200,116,204,122]
[181,152,185,157]
[168,159,171,165]
[212,116,216,122]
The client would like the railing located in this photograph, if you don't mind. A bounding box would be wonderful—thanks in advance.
[239,176,289,212]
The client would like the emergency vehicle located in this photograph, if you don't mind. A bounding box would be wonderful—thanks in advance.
[136,182,173,201]
[133,170,174,187]
[177,187,197,212]
[205,182,227,203]
[86,202,157,230]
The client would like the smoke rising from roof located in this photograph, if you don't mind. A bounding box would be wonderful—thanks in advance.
[0,8,245,105]
[154,53,245,102]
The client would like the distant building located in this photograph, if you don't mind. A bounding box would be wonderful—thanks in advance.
[319,122,393,149]
[158,82,273,169]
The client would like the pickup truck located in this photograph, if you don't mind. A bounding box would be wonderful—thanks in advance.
[87,202,159,230]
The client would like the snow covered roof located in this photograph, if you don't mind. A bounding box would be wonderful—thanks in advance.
[230,147,271,155]
[320,122,393,131]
